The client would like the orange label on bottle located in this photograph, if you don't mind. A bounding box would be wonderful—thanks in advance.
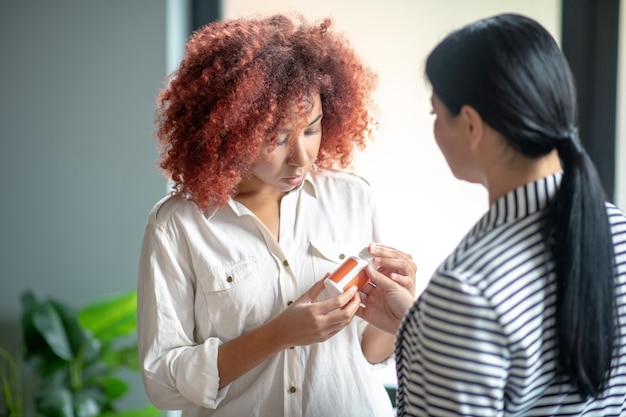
[327,258,370,291]
[328,258,359,283]
[343,269,370,291]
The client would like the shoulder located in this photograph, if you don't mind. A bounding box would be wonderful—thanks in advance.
[607,201,626,224]
[606,202,626,246]
[145,193,203,228]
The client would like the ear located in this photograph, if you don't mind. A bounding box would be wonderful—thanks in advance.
[459,105,484,151]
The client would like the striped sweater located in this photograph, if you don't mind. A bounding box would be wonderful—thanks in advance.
[396,173,626,416]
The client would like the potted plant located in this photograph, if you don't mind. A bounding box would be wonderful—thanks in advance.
[1,289,162,417]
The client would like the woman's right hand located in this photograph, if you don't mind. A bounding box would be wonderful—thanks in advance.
[270,278,361,349]
[217,278,360,388]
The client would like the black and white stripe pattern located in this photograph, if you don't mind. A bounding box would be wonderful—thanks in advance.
[396,173,626,416]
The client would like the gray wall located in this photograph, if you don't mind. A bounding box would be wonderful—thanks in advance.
[0,0,168,409]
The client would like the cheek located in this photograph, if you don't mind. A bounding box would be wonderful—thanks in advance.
[433,120,447,152]
[433,127,460,170]
[251,155,278,178]
[308,136,322,156]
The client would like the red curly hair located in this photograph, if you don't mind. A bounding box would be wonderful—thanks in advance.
[155,14,378,209]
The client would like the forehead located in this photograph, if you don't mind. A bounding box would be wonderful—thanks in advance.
[278,93,322,127]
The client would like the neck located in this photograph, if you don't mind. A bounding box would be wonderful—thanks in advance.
[234,178,285,241]
[235,176,286,203]
[483,149,562,205]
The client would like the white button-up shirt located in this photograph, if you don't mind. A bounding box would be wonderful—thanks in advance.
[138,168,394,417]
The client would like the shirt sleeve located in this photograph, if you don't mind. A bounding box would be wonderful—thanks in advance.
[137,222,228,410]
[397,271,509,417]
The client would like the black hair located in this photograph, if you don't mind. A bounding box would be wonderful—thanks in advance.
[425,13,616,398]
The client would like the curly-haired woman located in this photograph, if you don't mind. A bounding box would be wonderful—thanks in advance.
[137,14,416,417]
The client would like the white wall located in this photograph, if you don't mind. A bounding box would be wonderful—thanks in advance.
[222,1,561,285]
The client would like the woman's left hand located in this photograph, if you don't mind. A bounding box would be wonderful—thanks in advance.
[356,243,417,333]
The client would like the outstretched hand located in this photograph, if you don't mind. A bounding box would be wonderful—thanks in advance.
[356,244,418,334]
[271,277,361,349]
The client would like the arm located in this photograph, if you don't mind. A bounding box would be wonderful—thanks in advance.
[396,272,508,416]
[217,279,361,388]
[361,324,396,364]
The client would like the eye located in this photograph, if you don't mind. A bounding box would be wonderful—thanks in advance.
[274,132,289,146]
[304,129,320,136]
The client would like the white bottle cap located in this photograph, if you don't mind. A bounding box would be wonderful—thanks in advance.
[358,246,375,264]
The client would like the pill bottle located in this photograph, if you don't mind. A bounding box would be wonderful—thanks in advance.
[324,247,377,296]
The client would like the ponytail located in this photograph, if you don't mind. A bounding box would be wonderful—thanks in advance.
[549,132,616,398]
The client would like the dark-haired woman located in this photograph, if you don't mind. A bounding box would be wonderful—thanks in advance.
[360,13,626,416]
[136,13,416,417]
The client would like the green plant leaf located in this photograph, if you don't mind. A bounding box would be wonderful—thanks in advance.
[19,289,147,417]
[99,404,164,417]
[99,376,128,400]
[78,291,137,342]
[21,292,69,378]
[99,345,139,371]
[52,301,101,364]
[0,346,23,417]
[36,385,74,417]
[73,387,107,417]
[32,301,73,361]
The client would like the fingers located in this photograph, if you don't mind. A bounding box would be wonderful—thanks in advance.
[368,243,416,276]
[333,286,359,312]
[331,288,361,323]
[364,264,399,291]
[312,288,360,339]
[391,270,413,284]
[301,279,359,312]
[368,242,414,260]
[367,243,417,296]
[323,286,360,318]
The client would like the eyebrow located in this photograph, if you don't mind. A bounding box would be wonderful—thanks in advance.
[277,113,323,134]
[307,113,323,126]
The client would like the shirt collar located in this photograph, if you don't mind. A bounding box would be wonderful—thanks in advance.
[224,170,318,217]
[468,171,563,237]
[293,170,318,198]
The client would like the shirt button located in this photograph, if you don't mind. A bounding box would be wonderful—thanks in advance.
[339,253,345,260]
[283,260,289,267]
[226,276,233,283]
[289,386,297,393]
[287,300,293,306]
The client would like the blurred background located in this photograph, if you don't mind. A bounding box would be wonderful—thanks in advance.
[1,0,624,413]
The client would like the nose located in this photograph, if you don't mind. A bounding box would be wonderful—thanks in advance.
[287,136,308,167]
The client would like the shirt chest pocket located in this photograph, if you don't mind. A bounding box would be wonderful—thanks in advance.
[197,257,275,340]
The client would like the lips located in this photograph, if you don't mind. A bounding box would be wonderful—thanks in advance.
[283,173,305,186]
